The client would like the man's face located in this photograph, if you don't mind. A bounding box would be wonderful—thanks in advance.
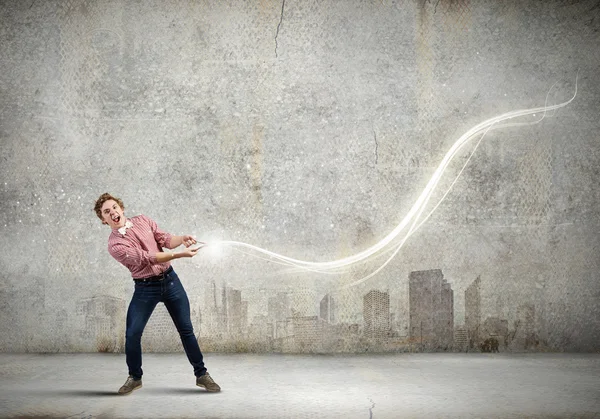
[100,199,126,229]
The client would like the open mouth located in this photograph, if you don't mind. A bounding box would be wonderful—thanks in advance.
[112,215,121,224]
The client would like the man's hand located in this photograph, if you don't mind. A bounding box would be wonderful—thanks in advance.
[158,235,206,261]
[182,235,198,247]
[181,235,206,247]
[180,246,201,258]
[167,235,204,249]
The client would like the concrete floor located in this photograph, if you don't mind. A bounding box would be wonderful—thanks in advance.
[0,353,598,418]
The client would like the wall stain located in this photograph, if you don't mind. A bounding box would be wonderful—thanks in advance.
[250,124,264,207]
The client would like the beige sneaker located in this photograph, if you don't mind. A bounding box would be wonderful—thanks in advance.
[118,376,142,395]
[196,373,221,392]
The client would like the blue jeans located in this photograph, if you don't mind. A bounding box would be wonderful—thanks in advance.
[125,268,207,380]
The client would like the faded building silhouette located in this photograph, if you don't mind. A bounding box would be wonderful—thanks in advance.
[511,303,538,351]
[320,294,336,324]
[76,295,126,352]
[198,282,250,351]
[154,272,546,354]
[482,316,509,350]
[201,280,223,341]
[273,317,293,352]
[465,276,481,350]
[269,292,291,348]
[269,292,290,323]
[222,287,242,338]
[409,270,454,351]
[291,288,318,317]
[326,322,361,352]
[142,304,180,352]
[248,315,271,351]
[454,325,468,352]
[241,300,248,335]
[363,290,390,340]
[292,316,326,352]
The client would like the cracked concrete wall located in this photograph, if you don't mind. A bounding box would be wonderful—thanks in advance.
[0,0,599,353]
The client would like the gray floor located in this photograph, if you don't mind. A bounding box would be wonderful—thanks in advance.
[0,353,599,418]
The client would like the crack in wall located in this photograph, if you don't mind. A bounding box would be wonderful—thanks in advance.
[368,397,376,418]
[373,129,379,165]
[275,0,286,58]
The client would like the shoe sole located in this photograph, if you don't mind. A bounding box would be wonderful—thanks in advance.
[118,383,142,395]
[196,383,220,392]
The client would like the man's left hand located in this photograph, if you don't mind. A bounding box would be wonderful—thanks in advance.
[182,235,197,247]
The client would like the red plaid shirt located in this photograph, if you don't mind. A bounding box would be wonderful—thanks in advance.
[107,214,173,279]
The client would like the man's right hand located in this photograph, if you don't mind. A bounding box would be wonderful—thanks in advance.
[180,245,201,258]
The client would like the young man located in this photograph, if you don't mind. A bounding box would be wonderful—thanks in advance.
[94,193,221,395]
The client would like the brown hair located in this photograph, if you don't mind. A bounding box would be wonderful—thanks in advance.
[94,193,125,222]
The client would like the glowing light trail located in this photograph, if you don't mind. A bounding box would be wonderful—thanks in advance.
[203,81,577,287]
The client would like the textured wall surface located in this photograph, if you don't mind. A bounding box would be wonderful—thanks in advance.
[0,0,598,353]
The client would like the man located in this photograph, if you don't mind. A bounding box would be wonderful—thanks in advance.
[94,193,221,395]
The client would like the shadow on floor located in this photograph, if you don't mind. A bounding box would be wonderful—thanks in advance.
[29,390,118,397]
[144,387,220,395]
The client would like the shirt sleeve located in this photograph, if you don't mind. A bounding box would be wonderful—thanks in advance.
[109,241,160,267]
[143,215,173,249]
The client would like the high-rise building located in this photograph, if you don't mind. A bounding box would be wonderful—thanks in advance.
[320,294,336,323]
[454,325,468,351]
[292,315,325,351]
[268,292,291,340]
[291,288,318,317]
[268,292,290,322]
[363,290,390,340]
[409,269,454,350]
[465,276,481,349]
[222,287,242,338]
[511,303,537,350]
[441,280,454,346]
[201,280,222,339]
[248,314,271,350]
[241,300,249,333]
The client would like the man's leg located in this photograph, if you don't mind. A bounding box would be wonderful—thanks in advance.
[162,272,207,377]
[163,271,221,392]
[125,284,160,380]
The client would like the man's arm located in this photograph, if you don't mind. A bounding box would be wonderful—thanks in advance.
[109,241,202,267]
[155,246,201,262]
[143,215,199,250]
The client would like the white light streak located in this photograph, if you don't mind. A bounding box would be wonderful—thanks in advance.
[202,80,577,288]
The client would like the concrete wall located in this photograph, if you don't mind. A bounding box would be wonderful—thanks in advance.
[0,0,598,353]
